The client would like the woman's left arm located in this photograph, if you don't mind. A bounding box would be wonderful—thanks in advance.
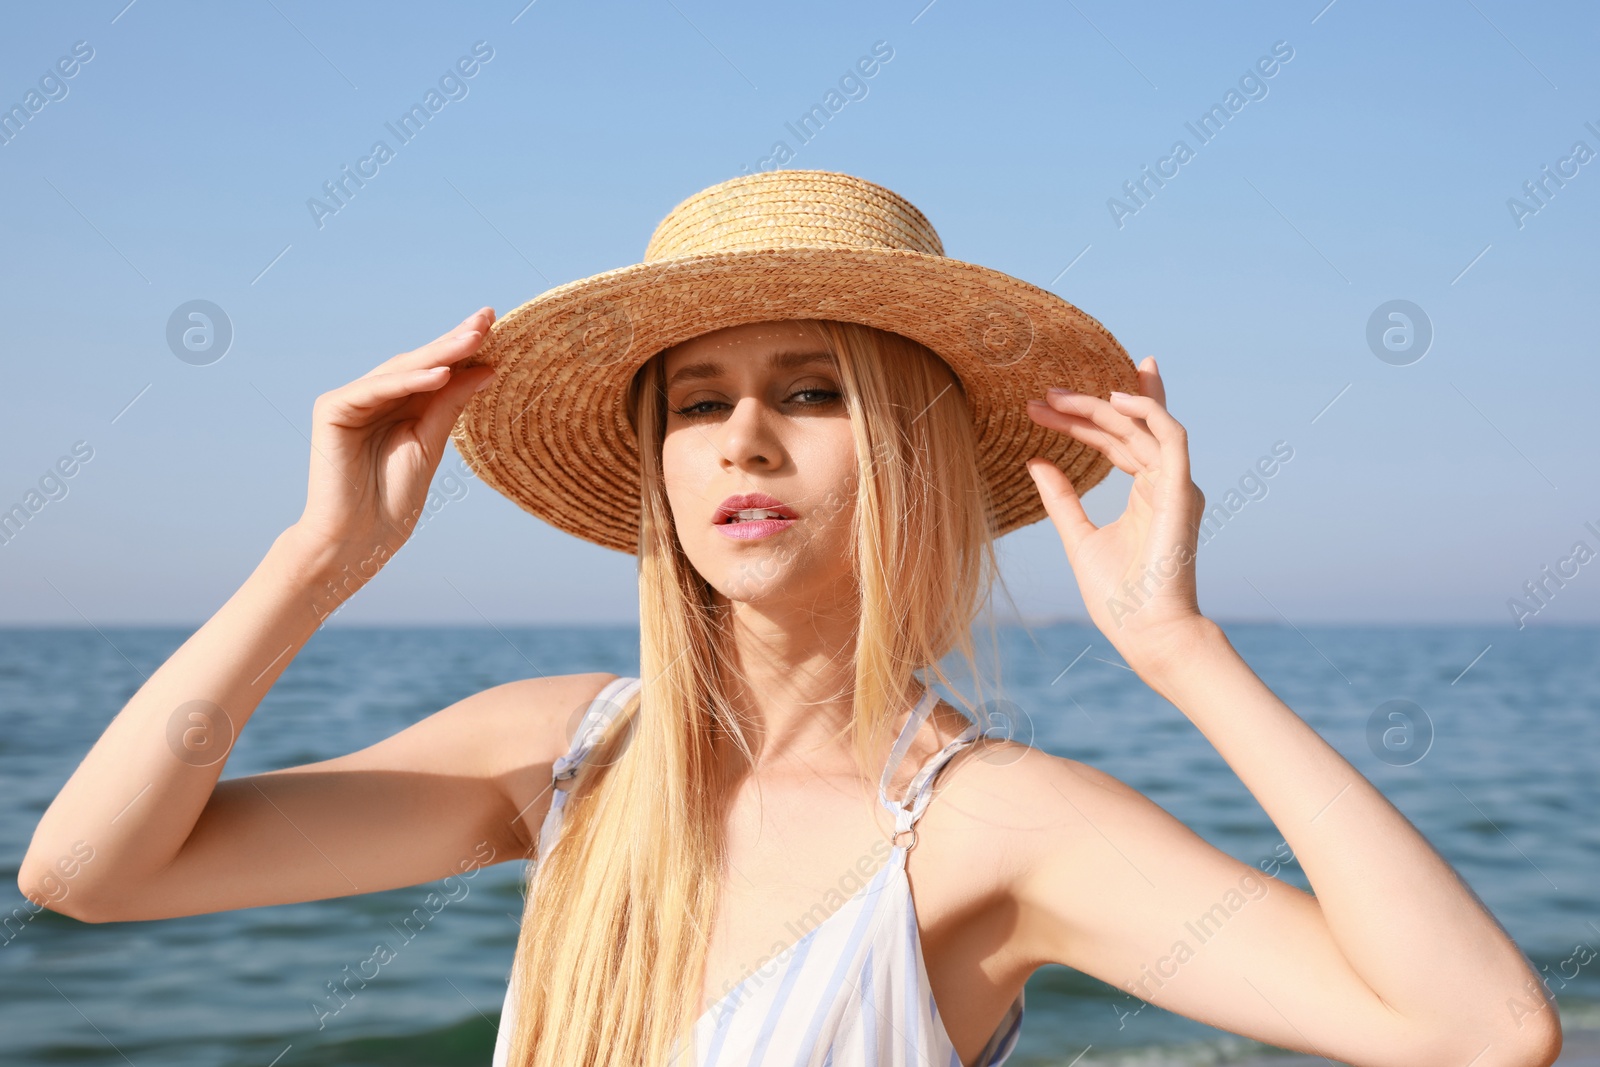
[1015,358,1561,1067]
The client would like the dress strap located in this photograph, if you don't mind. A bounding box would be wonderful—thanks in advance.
[536,676,641,866]
[551,675,642,787]
[877,687,983,841]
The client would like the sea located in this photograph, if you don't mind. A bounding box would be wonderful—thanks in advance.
[2,622,1596,1066]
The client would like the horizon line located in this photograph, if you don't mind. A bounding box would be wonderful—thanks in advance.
[1,617,1592,630]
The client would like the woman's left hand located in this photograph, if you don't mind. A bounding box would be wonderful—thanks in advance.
[1024,356,1209,675]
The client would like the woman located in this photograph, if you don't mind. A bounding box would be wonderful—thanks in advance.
[19,171,1561,1067]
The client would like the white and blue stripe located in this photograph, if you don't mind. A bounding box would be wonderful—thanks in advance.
[492,676,1025,1066]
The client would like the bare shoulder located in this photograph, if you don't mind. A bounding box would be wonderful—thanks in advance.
[901,713,1146,974]
[328,671,622,777]
[926,721,1139,864]
[470,671,626,845]
[938,730,1295,974]
[464,671,627,775]
[912,707,1077,872]
[923,717,1191,933]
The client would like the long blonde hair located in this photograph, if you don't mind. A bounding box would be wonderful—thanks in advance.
[504,319,1004,1065]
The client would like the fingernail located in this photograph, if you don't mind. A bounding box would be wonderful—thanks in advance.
[1047,387,1077,397]
[1110,390,1132,400]
[473,374,494,393]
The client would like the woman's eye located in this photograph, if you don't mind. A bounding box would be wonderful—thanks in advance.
[672,400,723,419]
[671,389,840,420]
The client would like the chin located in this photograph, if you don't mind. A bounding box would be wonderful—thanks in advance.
[689,542,789,602]
[713,567,791,605]
[713,555,858,613]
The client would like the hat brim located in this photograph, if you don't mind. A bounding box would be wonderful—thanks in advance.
[449,246,1139,555]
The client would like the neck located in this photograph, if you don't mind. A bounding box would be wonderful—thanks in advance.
[711,591,918,772]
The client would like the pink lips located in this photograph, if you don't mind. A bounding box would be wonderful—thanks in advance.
[714,492,797,541]
[717,516,794,540]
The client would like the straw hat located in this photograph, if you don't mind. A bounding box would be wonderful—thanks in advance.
[448,169,1138,555]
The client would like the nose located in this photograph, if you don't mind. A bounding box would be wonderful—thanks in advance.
[717,396,783,473]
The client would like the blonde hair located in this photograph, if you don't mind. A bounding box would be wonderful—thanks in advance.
[504,319,1004,1065]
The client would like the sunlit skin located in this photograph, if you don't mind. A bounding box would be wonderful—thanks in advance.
[660,320,873,767]
[18,308,1561,1067]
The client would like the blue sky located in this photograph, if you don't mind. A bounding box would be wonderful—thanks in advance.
[1,0,1596,626]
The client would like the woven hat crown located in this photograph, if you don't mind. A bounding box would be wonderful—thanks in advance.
[642,171,946,261]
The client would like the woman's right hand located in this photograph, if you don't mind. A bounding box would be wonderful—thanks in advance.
[290,306,498,574]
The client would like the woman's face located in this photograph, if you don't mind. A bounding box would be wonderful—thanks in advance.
[659,321,859,609]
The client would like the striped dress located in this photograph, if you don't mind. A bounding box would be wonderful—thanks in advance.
[491,676,1025,1067]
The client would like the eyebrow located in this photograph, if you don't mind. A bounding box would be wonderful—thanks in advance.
[665,349,837,388]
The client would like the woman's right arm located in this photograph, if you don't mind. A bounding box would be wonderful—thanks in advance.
[15,307,616,922]
[17,527,615,921]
